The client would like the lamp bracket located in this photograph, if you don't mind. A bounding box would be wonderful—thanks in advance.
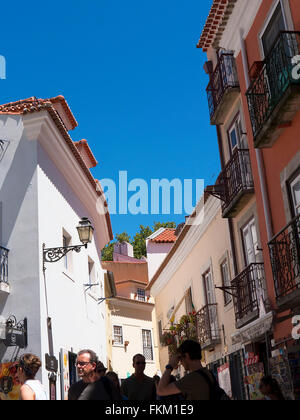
[43,243,87,272]
[98,295,114,305]
[84,283,99,291]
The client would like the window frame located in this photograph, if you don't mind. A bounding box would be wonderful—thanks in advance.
[288,169,300,218]
[142,329,153,361]
[220,259,232,306]
[113,325,123,346]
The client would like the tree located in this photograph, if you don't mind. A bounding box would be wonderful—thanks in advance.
[101,231,131,261]
[132,225,153,260]
[132,222,176,259]
[101,223,177,261]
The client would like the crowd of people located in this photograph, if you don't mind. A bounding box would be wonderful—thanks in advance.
[5,340,286,401]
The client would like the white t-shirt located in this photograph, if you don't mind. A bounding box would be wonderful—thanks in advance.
[24,380,47,400]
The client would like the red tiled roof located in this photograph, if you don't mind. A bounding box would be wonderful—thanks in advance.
[151,229,177,244]
[197,0,237,52]
[74,139,98,169]
[0,95,113,241]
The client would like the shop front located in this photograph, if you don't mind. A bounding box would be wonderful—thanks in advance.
[231,312,274,400]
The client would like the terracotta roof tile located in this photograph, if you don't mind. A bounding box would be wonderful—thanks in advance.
[197,0,237,51]
[151,229,177,243]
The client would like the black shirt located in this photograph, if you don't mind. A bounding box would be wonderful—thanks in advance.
[68,377,121,400]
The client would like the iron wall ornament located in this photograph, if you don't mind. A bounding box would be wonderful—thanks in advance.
[43,243,87,272]
[0,139,10,162]
[42,217,94,272]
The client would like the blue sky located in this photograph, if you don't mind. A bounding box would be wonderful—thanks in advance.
[1,0,219,239]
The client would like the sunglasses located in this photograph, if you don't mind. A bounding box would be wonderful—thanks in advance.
[76,361,91,367]
[135,362,146,365]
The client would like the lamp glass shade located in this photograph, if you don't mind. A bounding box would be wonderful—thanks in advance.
[77,217,94,245]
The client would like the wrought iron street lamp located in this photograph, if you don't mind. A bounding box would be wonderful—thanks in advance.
[43,217,94,272]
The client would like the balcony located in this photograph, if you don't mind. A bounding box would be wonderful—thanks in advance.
[231,263,267,329]
[196,304,221,350]
[268,214,300,312]
[246,31,300,148]
[206,53,240,125]
[0,246,9,293]
[205,149,254,218]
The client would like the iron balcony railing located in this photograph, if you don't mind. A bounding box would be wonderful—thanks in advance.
[220,149,254,215]
[246,31,300,140]
[0,246,9,284]
[206,53,239,121]
[231,263,266,324]
[196,304,220,347]
[268,214,300,301]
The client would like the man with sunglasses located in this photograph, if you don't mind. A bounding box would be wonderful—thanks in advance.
[68,349,121,400]
[120,354,156,400]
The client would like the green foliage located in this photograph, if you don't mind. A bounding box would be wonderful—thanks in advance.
[101,222,176,261]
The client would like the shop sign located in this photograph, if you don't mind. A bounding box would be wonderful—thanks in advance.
[244,355,259,367]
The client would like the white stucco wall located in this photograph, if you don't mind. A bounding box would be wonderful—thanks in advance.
[146,241,174,281]
[110,306,159,380]
[0,113,109,400]
[37,143,107,398]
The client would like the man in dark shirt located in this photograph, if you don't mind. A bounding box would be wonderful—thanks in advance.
[120,354,156,401]
[157,340,214,400]
[68,349,120,400]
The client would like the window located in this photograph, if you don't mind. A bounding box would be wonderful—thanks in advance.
[137,288,146,302]
[221,260,232,305]
[88,258,95,285]
[113,326,123,345]
[241,218,259,266]
[289,172,300,217]
[203,269,216,305]
[185,287,194,314]
[228,114,246,154]
[203,269,218,340]
[158,320,163,344]
[261,3,286,58]
[62,233,72,270]
[142,330,153,360]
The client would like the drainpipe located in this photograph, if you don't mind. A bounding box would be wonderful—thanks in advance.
[239,30,273,241]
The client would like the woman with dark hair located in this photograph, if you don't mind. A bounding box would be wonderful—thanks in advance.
[16,354,47,400]
[259,376,285,400]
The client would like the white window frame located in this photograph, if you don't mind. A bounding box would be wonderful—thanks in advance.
[290,173,300,216]
[141,329,153,361]
[113,325,123,346]
[259,0,289,59]
[62,230,73,273]
[221,259,232,305]
[241,217,259,267]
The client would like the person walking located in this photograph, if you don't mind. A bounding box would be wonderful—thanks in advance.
[68,349,121,400]
[106,371,128,400]
[16,354,47,400]
[157,340,215,400]
[259,376,286,400]
[120,354,156,401]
